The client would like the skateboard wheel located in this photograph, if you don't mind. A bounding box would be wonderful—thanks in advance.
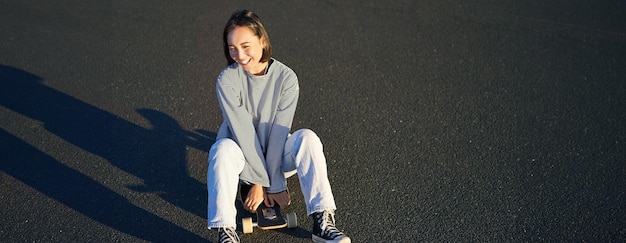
[286,212,297,228]
[242,217,253,234]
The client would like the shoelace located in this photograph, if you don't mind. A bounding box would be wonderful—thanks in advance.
[317,211,344,239]
[218,227,240,243]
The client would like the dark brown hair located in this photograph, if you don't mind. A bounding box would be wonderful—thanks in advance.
[223,10,272,65]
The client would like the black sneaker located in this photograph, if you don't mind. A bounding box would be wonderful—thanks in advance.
[217,227,240,243]
[311,210,351,243]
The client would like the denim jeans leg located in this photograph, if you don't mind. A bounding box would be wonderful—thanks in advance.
[284,129,337,216]
[207,138,245,229]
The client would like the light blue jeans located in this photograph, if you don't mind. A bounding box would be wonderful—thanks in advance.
[207,129,337,229]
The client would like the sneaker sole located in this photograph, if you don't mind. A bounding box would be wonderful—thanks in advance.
[312,234,351,243]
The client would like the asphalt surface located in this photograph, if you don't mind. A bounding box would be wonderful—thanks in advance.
[1,0,625,242]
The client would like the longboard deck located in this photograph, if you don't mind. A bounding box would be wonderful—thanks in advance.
[240,184,296,233]
[256,203,287,230]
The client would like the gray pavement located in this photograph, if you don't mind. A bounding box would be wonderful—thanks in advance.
[1,0,625,242]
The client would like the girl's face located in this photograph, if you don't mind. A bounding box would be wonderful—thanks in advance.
[227,26,267,75]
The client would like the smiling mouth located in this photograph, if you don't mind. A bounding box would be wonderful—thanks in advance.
[239,58,251,65]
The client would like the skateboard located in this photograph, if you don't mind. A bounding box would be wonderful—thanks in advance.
[240,185,297,234]
[242,202,297,233]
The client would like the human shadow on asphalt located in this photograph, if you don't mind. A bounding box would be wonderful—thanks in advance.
[0,65,214,241]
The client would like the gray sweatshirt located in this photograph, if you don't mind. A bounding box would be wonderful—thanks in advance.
[215,58,299,193]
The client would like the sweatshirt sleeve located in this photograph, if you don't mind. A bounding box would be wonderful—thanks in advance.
[216,72,270,187]
[265,72,299,193]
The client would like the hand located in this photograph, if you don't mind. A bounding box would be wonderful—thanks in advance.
[265,189,291,209]
[244,184,264,213]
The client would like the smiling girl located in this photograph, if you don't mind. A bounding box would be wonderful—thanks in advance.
[206,10,351,243]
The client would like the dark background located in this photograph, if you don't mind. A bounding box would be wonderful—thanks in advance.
[1,0,624,242]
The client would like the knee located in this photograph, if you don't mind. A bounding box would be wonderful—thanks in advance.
[208,138,245,174]
[292,129,322,148]
[209,138,240,162]
[210,138,238,151]
[295,128,320,140]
